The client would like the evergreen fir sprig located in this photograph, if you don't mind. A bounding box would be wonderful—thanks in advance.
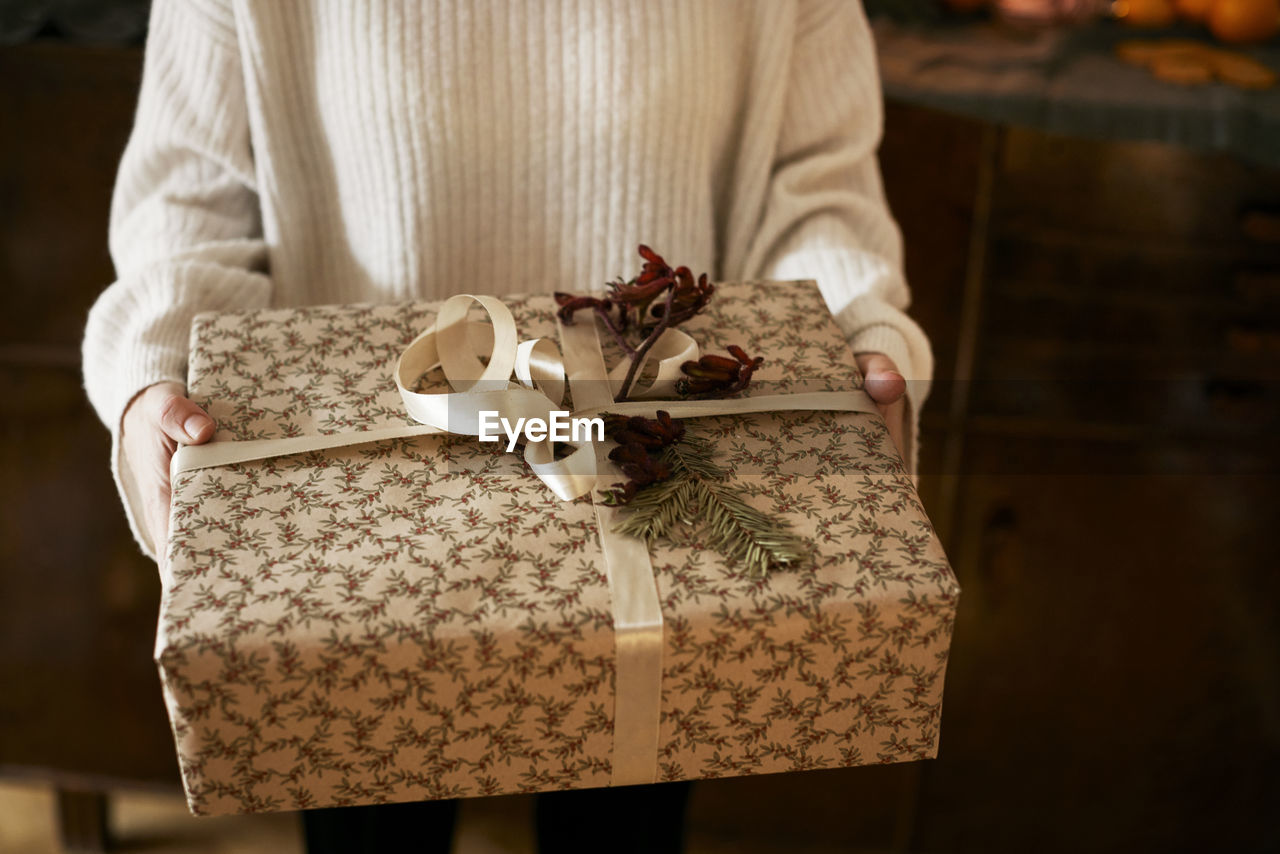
[609,435,812,577]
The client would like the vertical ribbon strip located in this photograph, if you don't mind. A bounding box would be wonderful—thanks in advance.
[557,314,665,786]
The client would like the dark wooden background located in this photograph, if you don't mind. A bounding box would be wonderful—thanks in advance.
[2,39,1278,853]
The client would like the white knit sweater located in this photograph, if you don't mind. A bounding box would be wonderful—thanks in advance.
[84,0,933,553]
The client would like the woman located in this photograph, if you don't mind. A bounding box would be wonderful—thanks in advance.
[84,1,931,851]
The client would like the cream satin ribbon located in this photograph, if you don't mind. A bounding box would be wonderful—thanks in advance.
[171,294,879,786]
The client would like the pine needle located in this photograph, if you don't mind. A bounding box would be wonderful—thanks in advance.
[610,434,812,576]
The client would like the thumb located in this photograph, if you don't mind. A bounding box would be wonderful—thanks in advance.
[151,389,215,445]
[855,352,906,406]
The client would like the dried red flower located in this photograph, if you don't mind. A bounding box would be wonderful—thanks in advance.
[555,246,744,403]
[676,345,764,398]
[603,245,677,327]
[645,267,714,329]
[599,410,684,505]
[602,410,685,448]
[553,292,613,325]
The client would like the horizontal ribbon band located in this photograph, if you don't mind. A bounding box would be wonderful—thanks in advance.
[169,391,876,477]
[172,294,879,786]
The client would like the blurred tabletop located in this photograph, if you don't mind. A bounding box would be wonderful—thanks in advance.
[871,15,1280,166]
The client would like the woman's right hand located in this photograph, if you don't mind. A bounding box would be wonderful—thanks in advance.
[120,381,215,553]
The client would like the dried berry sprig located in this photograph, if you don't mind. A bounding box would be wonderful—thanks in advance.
[608,246,715,334]
[599,411,684,505]
[553,244,682,356]
[602,411,686,448]
[553,293,636,358]
[616,282,678,400]
[601,444,672,505]
[648,265,713,330]
[676,345,764,398]
[557,246,727,401]
[606,244,677,328]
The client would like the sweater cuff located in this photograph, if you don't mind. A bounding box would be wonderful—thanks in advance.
[83,261,264,432]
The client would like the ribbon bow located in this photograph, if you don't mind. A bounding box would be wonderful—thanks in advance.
[393,294,698,501]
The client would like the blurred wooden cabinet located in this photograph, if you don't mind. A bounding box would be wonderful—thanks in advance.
[0,41,178,808]
[881,108,1280,853]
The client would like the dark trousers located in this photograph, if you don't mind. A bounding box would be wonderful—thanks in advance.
[301,798,457,854]
[301,781,692,854]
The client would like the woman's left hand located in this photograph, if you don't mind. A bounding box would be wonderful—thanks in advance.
[854,352,907,463]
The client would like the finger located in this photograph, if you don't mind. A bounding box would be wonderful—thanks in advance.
[123,396,180,554]
[855,353,906,405]
[151,391,215,445]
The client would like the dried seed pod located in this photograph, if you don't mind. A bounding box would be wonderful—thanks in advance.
[677,348,764,398]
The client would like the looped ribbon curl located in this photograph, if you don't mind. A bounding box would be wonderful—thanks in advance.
[171,292,878,787]
[392,294,698,501]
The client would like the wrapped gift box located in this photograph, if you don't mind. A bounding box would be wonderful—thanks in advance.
[159,279,959,816]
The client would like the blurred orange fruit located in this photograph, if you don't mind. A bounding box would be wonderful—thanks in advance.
[1208,0,1280,42]
[1115,0,1179,27]
[1173,0,1216,21]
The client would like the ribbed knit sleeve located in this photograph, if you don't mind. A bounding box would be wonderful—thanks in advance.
[82,0,271,556]
[84,0,270,426]
[738,0,933,473]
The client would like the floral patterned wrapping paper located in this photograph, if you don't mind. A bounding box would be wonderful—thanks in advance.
[160,280,959,816]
